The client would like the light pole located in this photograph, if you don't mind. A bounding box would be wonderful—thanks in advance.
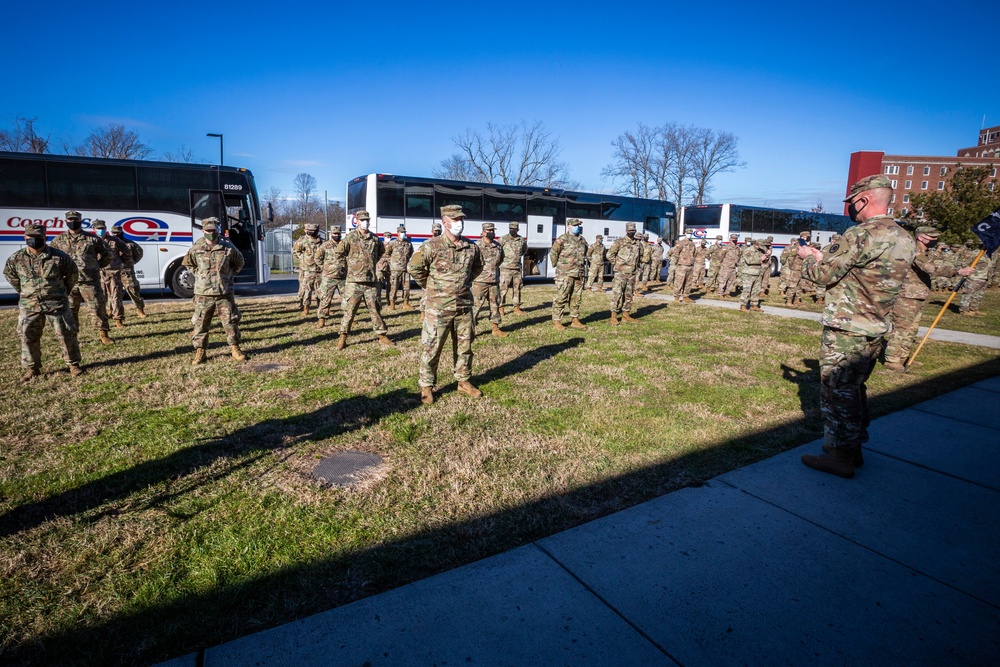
[206,133,223,166]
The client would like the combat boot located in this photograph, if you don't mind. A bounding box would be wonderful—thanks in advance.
[785,297,794,306]
[491,323,509,337]
[388,303,395,311]
[513,306,526,315]
[136,308,147,318]
[115,319,125,328]
[420,387,434,405]
[318,318,326,328]
[674,296,681,303]
[230,345,247,361]
[20,368,39,382]
[302,305,310,316]
[883,361,907,373]
[801,448,856,479]
[457,381,482,398]
[610,312,620,325]
[553,320,567,331]
[403,302,415,311]
[378,334,396,347]
[192,348,206,365]
[740,304,749,312]
[569,318,587,330]
[336,334,347,350]
[822,443,864,467]
[99,330,113,345]
[69,364,84,378]
[622,311,637,322]
[499,306,505,317]
[682,296,696,304]
[792,295,801,306]
[749,304,764,312]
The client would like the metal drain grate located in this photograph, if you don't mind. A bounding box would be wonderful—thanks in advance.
[252,363,290,372]
[312,450,383,487]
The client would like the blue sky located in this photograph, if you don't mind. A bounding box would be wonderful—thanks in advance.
[2,0,994,211]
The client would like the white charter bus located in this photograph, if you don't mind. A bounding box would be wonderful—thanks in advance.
[347,173,676,277]
[1,152,270,298]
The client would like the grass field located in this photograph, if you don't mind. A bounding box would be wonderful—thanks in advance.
[1,284,998,666]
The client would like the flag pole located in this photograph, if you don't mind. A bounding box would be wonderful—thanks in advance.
[905,249,986,369]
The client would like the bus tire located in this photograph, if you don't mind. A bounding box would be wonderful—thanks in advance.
[769,257,779,277]
[169,264,195,299]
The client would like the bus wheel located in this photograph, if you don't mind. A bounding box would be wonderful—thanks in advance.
[170,265,195,299]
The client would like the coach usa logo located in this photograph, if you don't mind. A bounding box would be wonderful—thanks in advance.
[115,217,170,242]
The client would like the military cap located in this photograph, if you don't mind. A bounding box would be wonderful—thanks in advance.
[23,223,46,237]
[110,225,123,235]
[202,217,219,231]
[509,221,519,229]
[568,218,582,226]
[331,225,342,233]
[65,210,82,221]
[397,225,406,232]
[643,232,650,239]
[625,222,636,230]
[431,221,443,230]
[730,233,738,239]
[354,210,371,221]
[799,230,811,238]
[304,223,319,231]
[440,204,466,219]
[964,239,975,246]
[831,233,841,241]
[596,234,604,240]
[844,174,892,201]
[92,219,107,229]
[766,235,774,243]
[716,235,723,240]
[914,225,940,239]
[482,223,495,231]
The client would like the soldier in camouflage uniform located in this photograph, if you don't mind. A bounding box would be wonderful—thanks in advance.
[692,239,709,290]
[664,242,676,288]
[716,233,741,297]
[376,232,393,305]
[49,210,113,344]
[738,238,767,312]
[498,222,527,315]
[334,211,393,350]
[549,218,589,330]
[109,225,146,318]
[293,223,323,315]
[472,223,508,337]
[585,234,606,292]
[778,241,795,294]
[409,205,484,404]
[811,238,834,302]
[672,236,697,302]
[637,233,653,292]
[706,236,724,292]
[650,237,665,286]
[959,241,992,315]
[606,221,643,324]
[799,175,916,479]
[386,226,414,310]
[181,218,247,364]
[93,220,128,328]
[782,231,811,306]
[315,225,346,328]
[5,223,83,380]
[884,226,972,371]
[417,222,444,314]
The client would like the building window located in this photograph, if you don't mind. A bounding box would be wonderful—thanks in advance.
[939,167,947,177]
[906,166,914,175]
[921,181,928,190]
[990,182,996,192]
[885,165,899,175]
[890,180,897,189]
[905,180,912,189]
[991,167,997,177]
[887,207,893,215]
[903,194,909,203]
[923,166,930,175]
[901,207,908,216]
[938,181,945,190]
[891,194,896,203]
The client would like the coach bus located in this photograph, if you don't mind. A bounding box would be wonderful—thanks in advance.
[347,173,675,278]
[679,203,853,275]
[0,152,270,299]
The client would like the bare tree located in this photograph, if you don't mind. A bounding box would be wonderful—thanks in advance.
[0,115,50,153]
[293,172,320,221]
[261,186,287,231]
[689,129,746,205]
[811,200,825,213]
[435,120,573,188]
[75,123,154,159]
[162,145,195,163]
[601,123,660,198]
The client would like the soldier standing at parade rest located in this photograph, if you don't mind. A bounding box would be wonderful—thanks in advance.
[650,236,665,286]
[705,236,723,292]
[387,226,414,310]
[409,205,484,404]
[798,175,915,478]
[637,232,653,292]
[549,218,589,330]
[315,225,346,328]
[472,223,508,337]
[109,224,146,318]
[585,234,606,293]
[5,223,83,380]
[334,211,394,350]
[93,220,128,328]
[293,223,323,315]
[49,210,113,345]
[182,218,247,365]
[498,222,527,315]
[376,232,393,306]
[606,221,643,324]
[738,238,767,312]
[671,236,697,302]
[692,239,709,290]
[716,233,741,297]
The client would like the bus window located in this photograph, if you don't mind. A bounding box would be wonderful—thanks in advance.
[435,184,483,219]
[0,157,46,206]
[526,195,565,224]
[47,161,137,209]
[405,183,434,217]
[566,192,601,219]
[190,191,226,229]
[602,196,634,221]
[347,178,367,213]
[139,166,216,216]
[484,187,527,222]
[377,179,405,217]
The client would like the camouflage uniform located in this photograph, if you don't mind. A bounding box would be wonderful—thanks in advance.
[315,227,347,322]
[111,227,145,315]
[665,244,677,287]
[693,241,709,289]
[498,223,527,311]
[637,234,653,291]
[293,225,323,311]
[473,224,505,327]
[672,237,697,301]
[181,220,245,355]
[4,224,82,376]
[93,220,129,325]
[738,240,766,310]
[783,232,811,304]
[48,211,112,339]
[650,240,665,285]
[959,243,992,314]
[387,230,414,308]
[335,217,389,339]
[409,205,484,396]
[607,223,642,317]
[585,236,606,292]
[706,237,724,291]
[549,220,588,324]
[376,234,392,304]
[801,179,916,464]
[417,222,444,313]
[778,244,796,293]
[716,235,741,296]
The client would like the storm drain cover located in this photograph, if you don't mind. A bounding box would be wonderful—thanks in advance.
[252,363,290,372]
[312,450,383,487]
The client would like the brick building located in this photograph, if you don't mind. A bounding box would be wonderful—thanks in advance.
[845,124,1000,216]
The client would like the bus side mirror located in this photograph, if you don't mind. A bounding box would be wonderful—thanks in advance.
[267,203,275,222]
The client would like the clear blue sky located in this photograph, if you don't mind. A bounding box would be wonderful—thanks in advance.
[2,0,994,211]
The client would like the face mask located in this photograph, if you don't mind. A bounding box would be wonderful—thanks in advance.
[447,221,464,236]
[26,237,45,249]
[96,229,106,237]
[847,199,864,223]
[486,232,495,240]
[204,232,219,243]
[626,230,635,238]
[332,234,341,242]
[571,226,582,235]
[432,229,441,237]
[307,231,318,237]
[358,220,370,231]
[66,220,82,231]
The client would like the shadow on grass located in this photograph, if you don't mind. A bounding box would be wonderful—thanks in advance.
[6,355,999,667]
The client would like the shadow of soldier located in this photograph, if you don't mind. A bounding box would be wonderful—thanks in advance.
[781,359,821,418]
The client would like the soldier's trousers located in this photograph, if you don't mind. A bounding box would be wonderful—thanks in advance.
[609,272,635,314]
[389,270,411,306]
[585,264,603,291]
[783,271,803,300]
[820,327,881,450]
[121,268,145,310]
[739,272,763,307]
[552,275,584,321]
[673,264,695,298]
[191,294,241,348]
[885,295,924,364]
[960,279,987,312]
[317,277,346,318]
[419,307,474,388]
[639,263,652,284]
[472,282,502,324]
[299,270,320,308]
[707,263,721,291]
[340,282,387,335]
[498,269,523,308]
[18,304,81,369]
[717,266,737,296]
[70,282,110,332]
[665,261,676,287]
[101,269,125,321]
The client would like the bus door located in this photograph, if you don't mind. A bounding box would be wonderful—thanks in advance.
[224,197,260,285]
[526,214,552,277]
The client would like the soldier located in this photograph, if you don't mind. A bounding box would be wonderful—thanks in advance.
[181,218,247,364]
[49,210,113,344]
[416,222,444,314]
[664,242,677,288]
[706,235,724,292]
[716,233,741,298]
[109,224,146,318]
[315,225,346,328]
[778,239,796,294]
[585,234,606,293]
[376,232,393,305]
[498,221,527,315]
[672,236,697,303]
[760,236,774,297]
[606,222,643,324]
[638,232,653,292]
[293,223,323,315]
[650,236,665,286]
[783,231,811,306]
[549,218,589,330]
[334,211,393,350]
[959,241,992,315]
[5,223,83,380]
[93,220,128,328]
[738,238,766,312]
[409,205,484,404]
[387,226,414,310]
[693,239,709,290]
[472,223,508,337]
[799,175,916,479]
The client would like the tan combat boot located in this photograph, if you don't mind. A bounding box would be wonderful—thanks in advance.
[69,364,84,377]
[622,311,637,322]
[674,296,681,303]
[115,319,125,328]
[388,303,395,311]
[785,298,794,306]
[610,312,620,325]
[491,323,509,337]
[99,330,113,344]
[378,334,395,347]
[192,348,206,365]
[499,306,505,317]
[403,302,415,311]
[136,308,147,318]
[569,318,587,330]
[336,334,347,350]
[513,306,526,315]
[883,361,906,373]
[683,296,696,304]
[21,368,39,382]
[231,345,247,361]
[553,320,567,331]
[822,443,864,467]
[302,305,309,316]
[740,304,749,312]
[420,387,434,405]
[801,448,856,479]
[457,381,482,398]
[318,318,326,328]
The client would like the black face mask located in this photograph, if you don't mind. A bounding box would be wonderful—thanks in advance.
[307,231,318,237]
[66,220,82,231]
[626,231,636,238]
[26,237,45,249]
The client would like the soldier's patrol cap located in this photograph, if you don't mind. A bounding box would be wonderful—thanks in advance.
[509,221,519,229]
[304,223,319,231]
[730,233,738,239]
[432,221,443,230]
[568,218,582,226]
[92,219,107,229]
[331,225,342,233]
[596,234,604,240]
[844,174,892,201]
[716,235,723,240]
[799,231,811,238]
[915,225,940,239]
[440,204,466,219]
[397,225,406,232]
[202,217,219,231]
[766,235,774,243]
[355,210,371,221]
[625,222,637,230]
[110,225,123,235]
[23,223,46,237]
[643,232,650,239]
[482,223,495,231]
[65,210,82,221]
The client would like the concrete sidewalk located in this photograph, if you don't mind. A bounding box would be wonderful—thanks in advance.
[160,376,1000,667]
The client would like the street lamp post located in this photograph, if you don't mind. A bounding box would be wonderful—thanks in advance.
[206,133,223,166]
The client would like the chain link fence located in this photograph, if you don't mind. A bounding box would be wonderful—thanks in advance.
[265,225,294,273]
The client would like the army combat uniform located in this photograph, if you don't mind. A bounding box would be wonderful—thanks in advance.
[650,239,665,286]
[315,226,346,327]
[49,210,113,344]
[472,223,507,336]
[387,229,414,309]
[959,243,992,314]
[672,237,696,302]
[549,219,588,329]
[716,234,741,297]
[293,224,323,313]
[692,241,709,290]
[334,212,392,348]
[93,220,129,326]
[498,222,527,313]
[738,239,767,311]
[586,235,606,292]
[110,226,146,317]
[606,222,642,323]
